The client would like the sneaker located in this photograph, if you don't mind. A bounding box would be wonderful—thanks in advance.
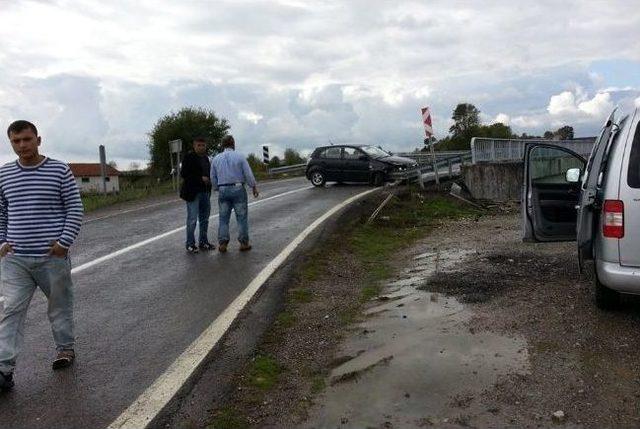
[199,242,215,251]
[186,245,199,254]
[0,372,14,391]
[239,241,252,252]
[218,242,228,253]
[52,349,75,370]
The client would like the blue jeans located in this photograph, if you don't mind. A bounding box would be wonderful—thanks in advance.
[218,185,249,244]
[0,254,75,374]
[185,191,211,247]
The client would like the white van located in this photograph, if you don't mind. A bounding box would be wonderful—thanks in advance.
[522,108,640,309]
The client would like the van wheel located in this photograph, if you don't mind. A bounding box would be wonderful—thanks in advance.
[310,170,326,187]
[371,172,384,187]
[595,277,620,310]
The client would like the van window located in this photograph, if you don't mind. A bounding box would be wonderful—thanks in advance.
[529,146,584,185]
[627,124,640,188]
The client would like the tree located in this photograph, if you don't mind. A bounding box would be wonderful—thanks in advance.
[268,156,281,169]
[449,103,481,138]
[554,125,574,140]
[543,131,554,139]
[148,107,230,177]
[108,160,118,169]
[283,148,305,165]
[128,162,141,171]
[246,153,267,174]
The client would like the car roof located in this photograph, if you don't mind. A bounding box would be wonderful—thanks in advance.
[315,144,369,150]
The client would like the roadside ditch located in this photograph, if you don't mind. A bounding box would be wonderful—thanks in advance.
[173,183,640,429]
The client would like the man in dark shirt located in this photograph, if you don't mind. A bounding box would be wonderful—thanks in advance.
[180,137,214,253]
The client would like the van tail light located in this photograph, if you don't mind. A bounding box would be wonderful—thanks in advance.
[603,200,624,238]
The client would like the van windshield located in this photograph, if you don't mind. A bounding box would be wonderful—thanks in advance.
[627,123,640,188]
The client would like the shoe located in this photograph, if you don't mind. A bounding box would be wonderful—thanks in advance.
[239,241,252,252]
[218,242,228,253]
[0,372,14,391]
[199,242,215,251]
[186,245,199,254]
[52,349,75,370]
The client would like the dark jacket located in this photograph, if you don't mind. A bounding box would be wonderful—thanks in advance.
[180,152,211,202]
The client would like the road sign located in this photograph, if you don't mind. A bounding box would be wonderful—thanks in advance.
[262,145,270,164]
[169,139,182,154]
[421,107,433,138]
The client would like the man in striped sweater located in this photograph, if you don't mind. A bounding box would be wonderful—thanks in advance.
[0,120,83,391]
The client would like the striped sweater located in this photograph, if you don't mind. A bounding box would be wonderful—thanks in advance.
[0,157,84,257]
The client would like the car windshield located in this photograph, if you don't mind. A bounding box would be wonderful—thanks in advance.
[361,146,390,158]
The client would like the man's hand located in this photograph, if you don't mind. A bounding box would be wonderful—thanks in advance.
[202,176,210,184]
[252,186,259,198]
[0,243,13,258]
[48,242,68,258]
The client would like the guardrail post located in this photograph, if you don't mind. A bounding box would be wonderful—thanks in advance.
[433,157,439,184]
[416,168,424,189]
[448,159,453,177]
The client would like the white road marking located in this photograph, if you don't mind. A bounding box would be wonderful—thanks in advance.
[82,178,306,225]
[107,187,380,429]
[83,199,180,224]
[71,186,312,275]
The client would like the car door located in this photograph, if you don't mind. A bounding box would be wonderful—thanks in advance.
[342,146,370,182]
[576,110,616,267]
[318,147,343,181]
[522,144,585,242]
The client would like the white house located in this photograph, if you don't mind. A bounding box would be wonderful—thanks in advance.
[69,163,120,194]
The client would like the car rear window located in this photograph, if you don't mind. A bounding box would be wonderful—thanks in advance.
[627,123,640,188]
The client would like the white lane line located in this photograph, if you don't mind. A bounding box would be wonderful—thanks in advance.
[107,187,380,429]
[71,186,312,275]
[83,199,180,224]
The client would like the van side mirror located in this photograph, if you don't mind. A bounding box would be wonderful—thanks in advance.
[566,168,581,183]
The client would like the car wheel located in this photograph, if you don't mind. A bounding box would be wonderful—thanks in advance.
[310,170,326,187]
[595,276,620,310]
[371,172,384,187]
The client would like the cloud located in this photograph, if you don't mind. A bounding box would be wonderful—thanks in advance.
[547,89,614,119]
[238,111,264,124]
[1,0,640,165]
[493,113,510,125]
[635,97,640,108]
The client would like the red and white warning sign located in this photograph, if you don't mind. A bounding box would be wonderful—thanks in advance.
[421,106,433,138]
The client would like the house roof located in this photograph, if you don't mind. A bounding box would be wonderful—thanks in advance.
[69,163,120,177]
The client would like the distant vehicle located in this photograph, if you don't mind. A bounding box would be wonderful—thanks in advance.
[522,108,640,309]
[305,144,418,187]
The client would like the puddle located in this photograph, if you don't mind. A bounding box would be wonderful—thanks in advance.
[303,248,529,429]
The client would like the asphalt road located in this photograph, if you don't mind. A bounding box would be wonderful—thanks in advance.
[0,177,372,429]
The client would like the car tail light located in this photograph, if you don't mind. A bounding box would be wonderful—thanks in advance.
[603,200,624,238]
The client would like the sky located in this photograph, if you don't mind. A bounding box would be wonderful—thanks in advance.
[1,0,640,170]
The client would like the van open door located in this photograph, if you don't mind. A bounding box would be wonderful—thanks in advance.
[576,111,616,269]
[522,144,586,242]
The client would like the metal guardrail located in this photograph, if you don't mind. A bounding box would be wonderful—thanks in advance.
[470,137,595,164]
[397,151,471,165]
[391,152,472,187]
[267,163,307,175]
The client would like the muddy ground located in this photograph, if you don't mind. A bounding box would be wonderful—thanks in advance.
[417,212,640,428]
[207,194,640,429]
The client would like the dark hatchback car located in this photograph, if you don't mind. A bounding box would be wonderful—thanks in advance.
[305,144,418,187]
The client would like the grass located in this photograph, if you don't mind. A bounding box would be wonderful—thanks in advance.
[289,288,313,303]
[206,188,482,427]
[276,311,296,328]
[248,355,282,390]
[81,180,175,213]
[350,192,481,300]
[208,406,249,429]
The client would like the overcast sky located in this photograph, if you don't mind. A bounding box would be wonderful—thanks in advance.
[1,0,639,169]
